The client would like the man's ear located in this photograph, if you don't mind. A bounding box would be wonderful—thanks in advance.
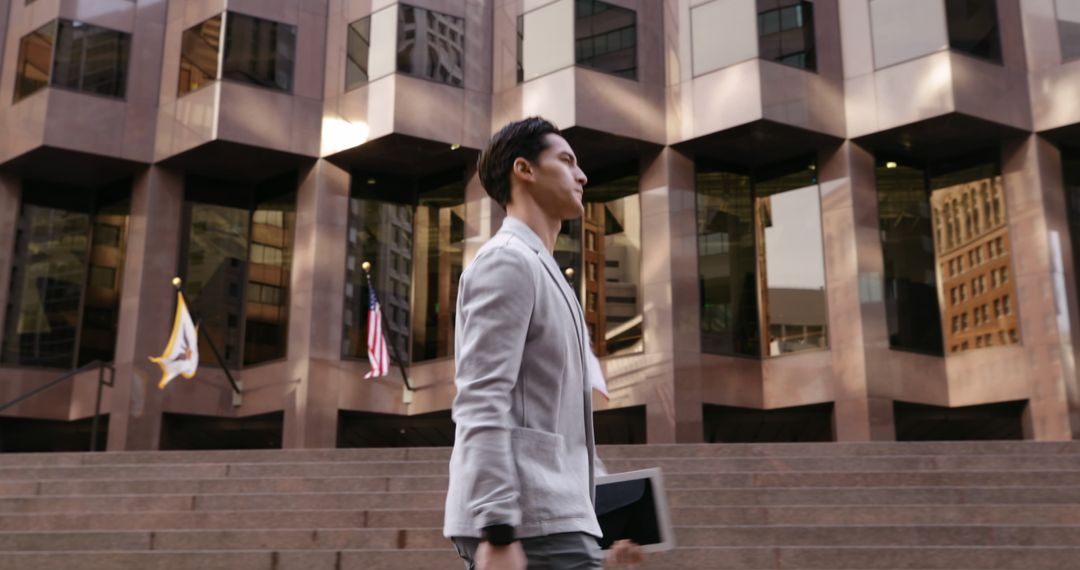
[512,157,534,183]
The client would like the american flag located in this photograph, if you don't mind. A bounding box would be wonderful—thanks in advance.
[363,273,390,379]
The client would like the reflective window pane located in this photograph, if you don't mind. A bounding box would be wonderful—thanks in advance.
[412,181,465,361]
[587,178,642,356]
[2,184,129,368]
[516,15,524,83]
[757,0,816,71]
[342,194,413,362]
[1058,0,1080,62]
[522,0,575,82]
[944,0,1002,63]
[222,12,296,92]
[14,21,55,102]
[51,20,131,98]
[179,15,222,96]
[397,4,465,87]
[346,16,372,91]
[877,162,943,353]
[1066,153,1080,327]
[244,191,295,366]
[930,166,1018,352]
[870,0,948,69]
[757,183,827,355]
[697,170,760,357]
[575,0,636,79]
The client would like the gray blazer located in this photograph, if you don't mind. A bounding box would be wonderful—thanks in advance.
[443,217,602,540]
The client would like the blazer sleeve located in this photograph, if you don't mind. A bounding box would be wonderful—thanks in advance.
[451,246,536,529]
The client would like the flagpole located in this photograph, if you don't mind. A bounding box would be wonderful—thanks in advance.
[172,277,242,396]
[361,262,414,391]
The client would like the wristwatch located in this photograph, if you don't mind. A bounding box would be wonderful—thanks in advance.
[481,524,516,546]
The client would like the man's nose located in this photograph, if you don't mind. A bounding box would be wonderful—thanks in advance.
[575,168,587,187]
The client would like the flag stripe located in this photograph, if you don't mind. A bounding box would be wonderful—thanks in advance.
[363,272,390,379]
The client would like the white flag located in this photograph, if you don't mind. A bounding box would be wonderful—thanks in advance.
[150,292,199,390]
[587,351,609,399]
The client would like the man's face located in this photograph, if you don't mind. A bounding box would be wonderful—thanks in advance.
[527,133,588,220]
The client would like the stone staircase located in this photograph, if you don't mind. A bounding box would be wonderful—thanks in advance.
[0,442,1078,569]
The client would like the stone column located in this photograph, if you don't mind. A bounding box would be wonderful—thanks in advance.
[0,175,19,352]
[107,166,185,451]
[1002,135,1075,440]
[819,142,896,441]
[640,147,702,443]
[281,160,351,449]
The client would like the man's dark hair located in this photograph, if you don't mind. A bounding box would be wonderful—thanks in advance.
[477,117,560,208]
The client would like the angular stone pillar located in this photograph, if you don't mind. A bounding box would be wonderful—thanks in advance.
[281,160,351,449]
[0,175,19,352]
[107,166,185,451]
[1003,136,1075,440]
[641,148,703,443]
[819,142,896,441]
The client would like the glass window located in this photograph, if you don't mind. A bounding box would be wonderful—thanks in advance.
[944,0,1002,63]
[691,0,758,77]
[342,174,465,364]
[179,15,222,96]
[575,0,637,79]
[1064,152,1080,334]
[1059,0,1080,62]
[397,4,465,87]
[757,0,816,71]
[14,19,131,102]
[222,12,296,92]
[697,161,825,358]
[522,0,575,82]
[2,183,129,368]
[14,21,55,102]
[870,0,948,69]
[346,16,372,90]
[516,14,525,83]
[181,175,296,368]
[553,176,643,357]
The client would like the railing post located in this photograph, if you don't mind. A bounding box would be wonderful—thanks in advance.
[90,363,114,452]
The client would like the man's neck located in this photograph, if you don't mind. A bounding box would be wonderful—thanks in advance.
[505,206,561,253]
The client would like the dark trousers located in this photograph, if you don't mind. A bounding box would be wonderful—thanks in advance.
[452,532,604,570]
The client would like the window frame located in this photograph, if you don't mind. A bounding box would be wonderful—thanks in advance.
[13,18,132,103]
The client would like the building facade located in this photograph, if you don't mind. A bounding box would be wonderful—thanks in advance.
[1,0,1079,451]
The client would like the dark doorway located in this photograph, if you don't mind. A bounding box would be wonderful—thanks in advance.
[703,403,834,443]
[337,410,455,447]
[894,399,1025,441]
[0,415,108,452]
[159,411,283,450]
[594,405,646,445]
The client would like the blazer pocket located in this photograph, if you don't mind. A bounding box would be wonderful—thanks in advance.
[510,427,589,522]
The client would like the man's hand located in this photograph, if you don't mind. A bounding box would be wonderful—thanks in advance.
[476,541,526,570]
[605,540,644,568]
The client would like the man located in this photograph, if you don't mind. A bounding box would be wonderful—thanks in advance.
[444,118,641,569]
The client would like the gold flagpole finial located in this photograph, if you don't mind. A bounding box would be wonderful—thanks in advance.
[171,277,182,288]
[361,261,372,273]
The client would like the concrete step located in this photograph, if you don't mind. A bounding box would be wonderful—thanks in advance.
[3,441,1080,467]
[0,528,449,551]
[0,546,1076,570]
[675,524,1080,547]
[1,502,1077,531]
[3,486,1079,514]
[3,455,1079,481]
[13,470,1080,497]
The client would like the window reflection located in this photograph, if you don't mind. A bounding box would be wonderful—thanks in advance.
[14,20,131,102]
[342,174,465,364]
[757,0,816,71]
[346,16,372,91]
[1065,153,1080,324]
[2,183,129,368]
[697,171,759,357]
[1059,0,1080,62]
[223,12,297,92]
[931,167,1018,352]
[574,0,637,79]
[179,15,222,96]
[697,162,824,358]
[945,0,1002,63]
[397,4,465,87]
[181,176,296,368]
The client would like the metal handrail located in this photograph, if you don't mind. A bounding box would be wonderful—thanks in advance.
[0,360,115,452]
